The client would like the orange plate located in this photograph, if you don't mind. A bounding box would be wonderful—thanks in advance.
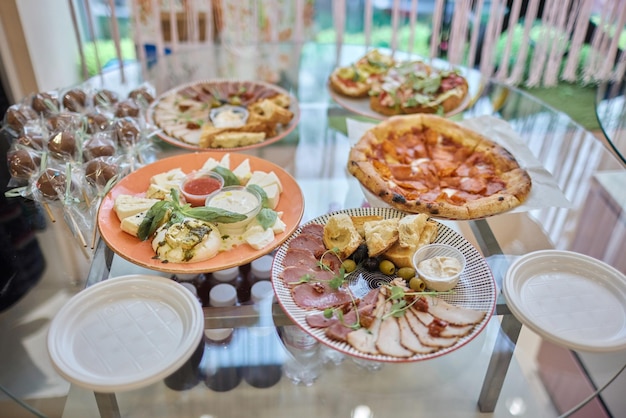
[147,79,300,152]
[97,152,304,274]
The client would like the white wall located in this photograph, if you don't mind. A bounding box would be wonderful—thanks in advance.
[16,0,82,93]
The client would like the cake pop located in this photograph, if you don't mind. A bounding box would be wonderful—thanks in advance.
[8,149,41,180]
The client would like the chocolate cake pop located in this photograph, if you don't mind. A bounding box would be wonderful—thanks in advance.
[46,112,81,132]
[8,149,41,180]
[36,168,66,200]
[62,88,87,112]
[84,112,111,134]
[4,104,38,133]
[85,158,118,187]
[83,133,116,160]
[114,99,140,118]
[93,89,118,107]
[31,92,59,115]
[128,87,155,105]
[16,133,44,150]
[48,131,77,159]
[115,117,141,147]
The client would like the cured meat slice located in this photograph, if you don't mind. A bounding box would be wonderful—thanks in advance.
[397,315,437,354]
[404,309,458,348]
[346,293,385,354]
[376,302,413,358]
[288,233,326,258]
[306,311,337,328]
[325,310,358,342]
[281,266,336,285]
[300,223,324,240]
[282,248,319,269]
[411,309,475,338]
[290,282,353,310]
[422,296,487,326]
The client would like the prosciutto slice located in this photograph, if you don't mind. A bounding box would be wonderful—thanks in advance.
[288,233,326,258]
[281,266,336,285]
[290,282,354,310]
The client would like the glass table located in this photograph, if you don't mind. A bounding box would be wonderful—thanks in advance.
[51,42,626,417]
[596,80,626,166]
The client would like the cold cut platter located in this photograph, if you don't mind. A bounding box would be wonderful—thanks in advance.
[271,207,496,363]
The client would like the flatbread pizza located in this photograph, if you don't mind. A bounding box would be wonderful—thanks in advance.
[347,114,532,220]
[328,49,395,98]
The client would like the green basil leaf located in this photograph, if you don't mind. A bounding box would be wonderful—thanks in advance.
[256,207,277,230]
[138,200,172,241]
[211,166,240,186]
[183,206,247,223]
[246,184,269,208]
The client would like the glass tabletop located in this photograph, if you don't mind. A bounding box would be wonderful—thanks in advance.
[596,80,626,166]
[55,42,626,417]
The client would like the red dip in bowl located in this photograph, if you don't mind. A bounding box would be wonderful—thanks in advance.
[180,171,224,207]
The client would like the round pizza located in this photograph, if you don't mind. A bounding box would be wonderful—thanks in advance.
[328,49,395,98]
[368,61,469,116]
[347,114,532,220]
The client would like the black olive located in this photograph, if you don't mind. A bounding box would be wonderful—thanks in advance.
[362,257,380,272]
[351,243,369,265]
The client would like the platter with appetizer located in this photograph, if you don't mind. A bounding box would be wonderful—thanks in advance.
[328,49,473,119]
[271,207,496,363]
[147,79,299,151]
[97,152,304,274]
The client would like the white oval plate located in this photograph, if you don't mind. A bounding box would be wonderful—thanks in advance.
[47,275,204,392]
[503,250,626,352]
[271,207,496,363]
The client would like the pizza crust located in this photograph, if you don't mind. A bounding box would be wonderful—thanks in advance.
[348,114,532,220]
[328,69,370,98]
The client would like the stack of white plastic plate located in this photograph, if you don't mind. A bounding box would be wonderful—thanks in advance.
[47,274,204,392]
[503,250,626,352]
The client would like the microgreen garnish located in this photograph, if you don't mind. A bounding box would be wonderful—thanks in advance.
[381,285,455,319]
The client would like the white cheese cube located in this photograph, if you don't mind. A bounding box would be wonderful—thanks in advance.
[232,159,252,184]
[244,225,275,250]
[150,168,186,186]
[263,183,280,209]
[219,153,231,169]
[247,170,283,193]
[271,214,286,234]
[114,195,160,220]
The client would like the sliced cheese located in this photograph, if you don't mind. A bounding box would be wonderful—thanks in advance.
[244,224,275,250]
[114,195,160,220]
[150,168,185,186]
[232,159,252,185]
[263,183,280,209]
[247,170,283,193]
[120,211,148,237]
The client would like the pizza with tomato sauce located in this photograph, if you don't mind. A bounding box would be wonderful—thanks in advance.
[368,61,469,116]
[328,49,395,98]
[347,115,532,220]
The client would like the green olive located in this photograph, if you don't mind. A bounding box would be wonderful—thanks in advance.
[379,260,396,275]
[342,259,357,273]
[397,267,416,280]
[409,277,426,291]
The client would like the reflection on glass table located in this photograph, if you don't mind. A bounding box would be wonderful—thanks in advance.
[596,80,626,166]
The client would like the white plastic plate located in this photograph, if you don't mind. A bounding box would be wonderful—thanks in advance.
[503,250,626,352]
[47,275,204,392]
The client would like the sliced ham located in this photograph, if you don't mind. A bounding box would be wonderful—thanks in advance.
[300,223,324,240]
[290,282,354,310]
[376,302,414,358]
[282,248,319,269]
[306,311,337,328]
[404,309,459,348]
[281,266,336,285]
[346,293,385,354]
[411,309,475,338]
[422,295,487,326]
[397,315,437,354]
[288,233,326,258]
